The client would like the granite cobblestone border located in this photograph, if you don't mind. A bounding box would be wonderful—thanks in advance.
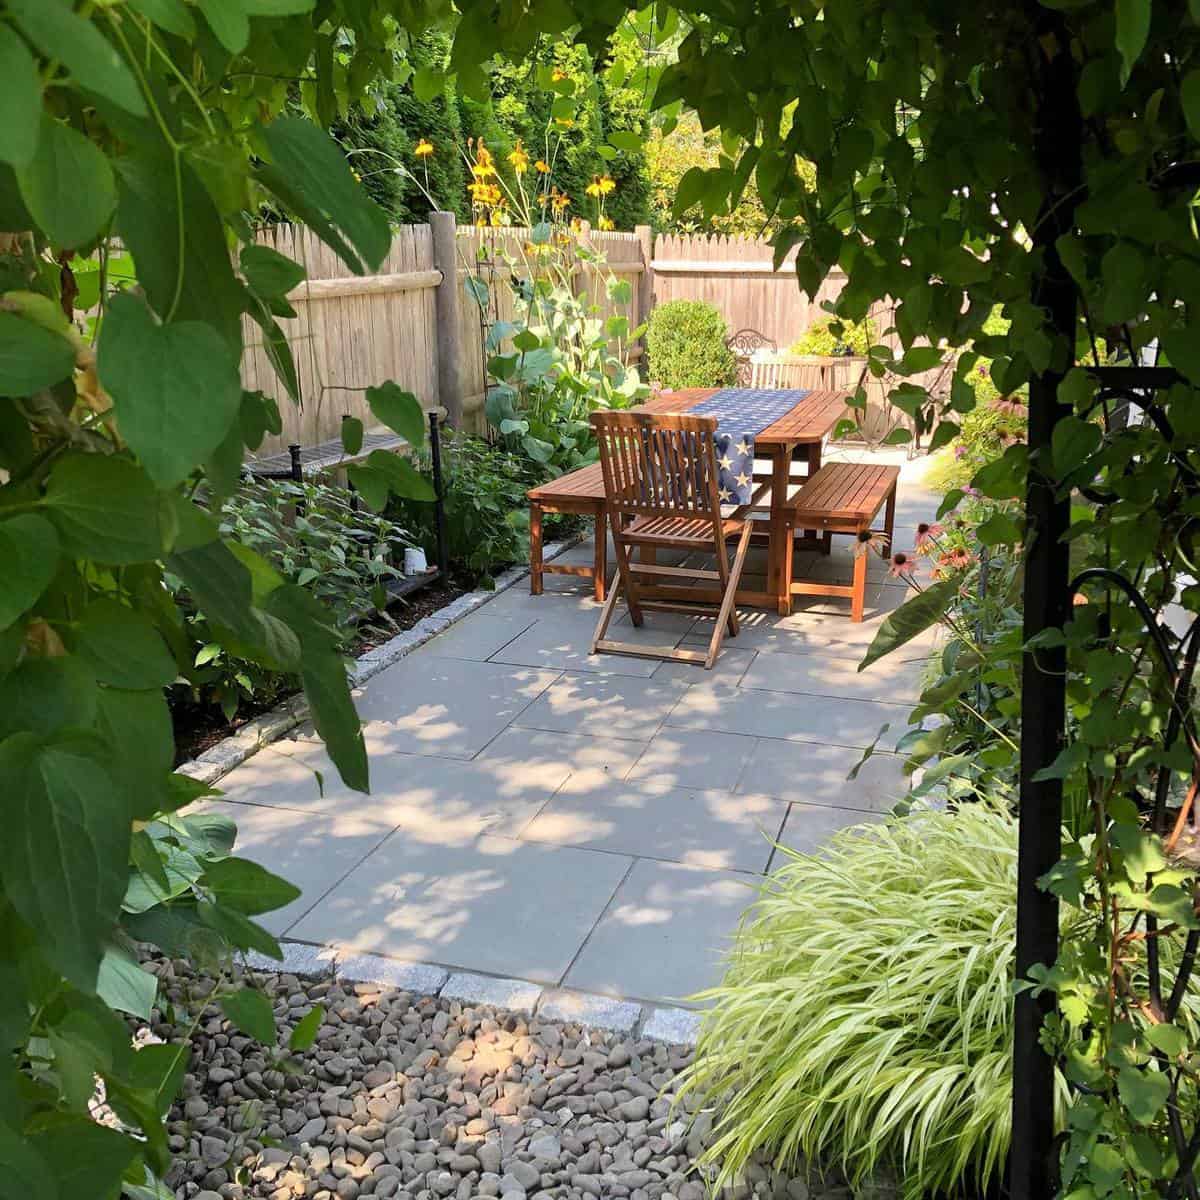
[244,942,703,1048]
[177,537,583,788]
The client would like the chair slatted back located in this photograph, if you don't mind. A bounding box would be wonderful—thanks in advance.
[590,411,721,520]
[749,352,829,391]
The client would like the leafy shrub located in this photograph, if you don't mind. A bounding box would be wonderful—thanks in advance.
[678,803,1068,1200]
[645,299,737,388]
[389,434,543,585]
[790,316,874,357]
[219,478,414,629]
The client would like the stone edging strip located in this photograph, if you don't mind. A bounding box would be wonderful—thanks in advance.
[245,943,702,1048]
[177,536,584,787]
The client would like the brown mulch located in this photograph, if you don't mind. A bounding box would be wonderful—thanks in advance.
[171,576,469,765]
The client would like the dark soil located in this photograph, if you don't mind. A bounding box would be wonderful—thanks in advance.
[171,575,469,766]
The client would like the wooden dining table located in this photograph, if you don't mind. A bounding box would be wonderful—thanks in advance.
[630,386,850,612]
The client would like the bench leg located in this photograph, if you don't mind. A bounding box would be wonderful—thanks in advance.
[883,485,897,552]
[851,538,868,622]
[593,511,607,603]
[779,521,794,617]
[530,502,544,595]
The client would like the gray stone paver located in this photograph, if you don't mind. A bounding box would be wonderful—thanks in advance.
[216,449,940,1011]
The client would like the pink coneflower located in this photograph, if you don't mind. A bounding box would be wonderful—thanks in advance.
[889,551,917,578]
[962,485,980,498]
[948,546,975,570]
[954,444,968,459]
[914,522,943,549]
[853,529,890,558]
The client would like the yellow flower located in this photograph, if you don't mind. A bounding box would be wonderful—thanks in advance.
[570,217,583,233]
[585,176,602,198]
[598,215,615,231]
[472,140,497,178]
[551,67,570,82]
[352,169,361,181]
[554,117,574,128]
[508,139,529,175]
[598,174,616,195]
[535,159,550,175]
[414,138,434,158]
[490,208,509,226]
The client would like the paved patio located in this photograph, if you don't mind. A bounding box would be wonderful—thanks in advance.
[212,450,941,1007]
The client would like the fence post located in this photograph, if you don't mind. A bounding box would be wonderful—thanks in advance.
[635,224,654,373]
[430,210,463,429]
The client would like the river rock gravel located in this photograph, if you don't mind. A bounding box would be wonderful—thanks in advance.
[148,958,851,1200]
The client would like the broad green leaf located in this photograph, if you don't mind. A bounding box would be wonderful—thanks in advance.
[73,598,177,690]
[1051,415,1102,480]
[257,117,391,275]
[203,856,301,916]
[198,899,283,959]
[1161,329,1200,384]
[113,151,245,346]
[289,1003,324,1051]
[413,66,443,102]
[608,130,643,152]
[0,310,76,395]
[346,463,389,511]
[859,579,958,672]
[264,583,368,793]
[126,1042,189,1118]
[96,687,174,820]
[97,945,158,1020]
[0,1119,55,1200]
[249,306,301,402]
[99,293,242,487]
[0,514,58,630]
[9,0,146,116]
[899,345,944,373]
[222,986,276,1044]
[122,840,203,913]
[0,656,98,739]
[975,511,1022,546]
[44,453,167,565]
[1116,1065,1170,1124]
[241,244,306,298]
[180,811,237,857]
[342,416,364,456]
[126,0,196,38]
[367,382,426,447]
[0,731,129,991]
[240,390,282,451]
[197,0,249,52]
[1115,0,1150,85]
[0,27,41,167]
[19,116,119,249]
[27,1115,139,1199]
[1145,1023,1186,1058]
[365,449,436,501]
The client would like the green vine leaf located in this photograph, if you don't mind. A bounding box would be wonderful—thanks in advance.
[0,27,41,169]
[99,294,242,488]
[222,987,277,1044]
[0,731,129,991]
[0,514,58,631]
[859,579,957,672]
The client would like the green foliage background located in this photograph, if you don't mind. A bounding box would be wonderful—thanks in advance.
[645,298,737,388]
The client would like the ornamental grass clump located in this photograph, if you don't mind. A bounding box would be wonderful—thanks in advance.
[677,803,1065,1200]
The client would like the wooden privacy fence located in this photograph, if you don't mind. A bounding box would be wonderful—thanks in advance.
[241,220,914,459]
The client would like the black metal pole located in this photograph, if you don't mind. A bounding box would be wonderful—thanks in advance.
[1011,10,1082,1199]
[289,443,305,519]
[429,412,448,577]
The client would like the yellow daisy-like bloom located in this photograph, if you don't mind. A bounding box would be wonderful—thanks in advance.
[569,217,584,233]
[598,174,616,195]
[551,67,570,82]
[414,138,434,158]
[535,159,550,174]
[585,176,602,198]
[508,140,529,175]
[598,215,615,231]
[490,208,511,226]
[472,141,497,178]
[551,189,570,212]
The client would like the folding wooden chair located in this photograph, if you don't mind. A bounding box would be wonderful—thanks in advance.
[589,410,754,670]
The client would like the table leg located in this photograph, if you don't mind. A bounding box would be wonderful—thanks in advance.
[805,441,826,550]
[530,502,544,595]
[768,445,790,606]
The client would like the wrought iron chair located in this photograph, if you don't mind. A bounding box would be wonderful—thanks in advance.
[589,411,754,670]
[726,328,777,386]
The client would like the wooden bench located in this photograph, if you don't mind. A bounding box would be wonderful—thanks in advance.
[780,462,899,621]
[527,463,609,601]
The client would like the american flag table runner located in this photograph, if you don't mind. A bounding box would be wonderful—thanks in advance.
[690,388,812,504]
